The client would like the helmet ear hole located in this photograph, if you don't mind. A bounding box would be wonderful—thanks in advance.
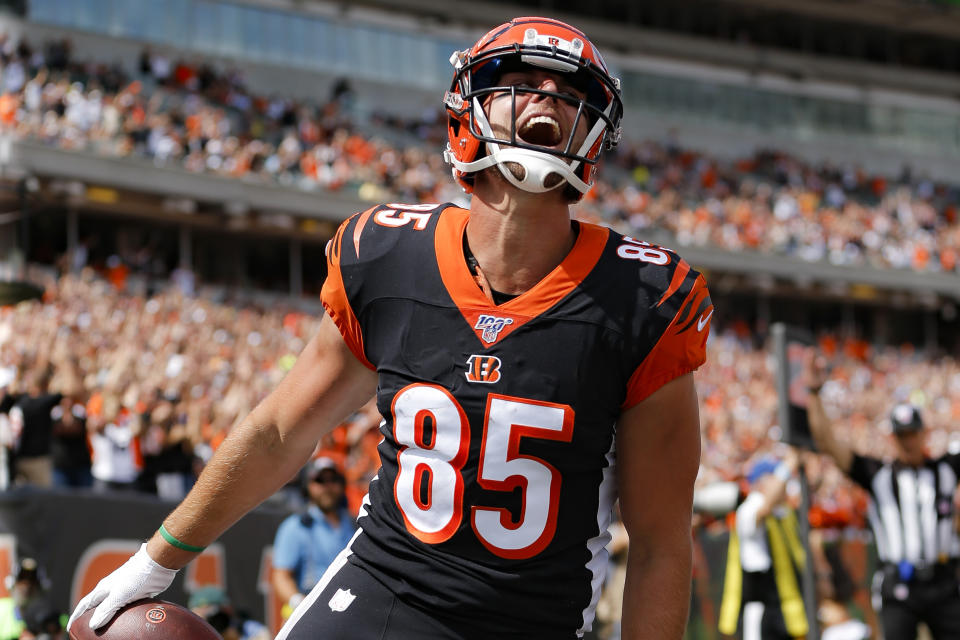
[449,117,461,137]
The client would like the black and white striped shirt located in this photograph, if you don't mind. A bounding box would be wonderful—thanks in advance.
[850,453,960,566]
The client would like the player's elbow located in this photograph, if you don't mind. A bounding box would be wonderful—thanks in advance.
[624,518,693,568]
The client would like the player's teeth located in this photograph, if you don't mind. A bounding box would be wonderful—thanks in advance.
[520,116,560,135]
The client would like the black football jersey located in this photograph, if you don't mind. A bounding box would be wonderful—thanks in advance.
[321,203,711,638]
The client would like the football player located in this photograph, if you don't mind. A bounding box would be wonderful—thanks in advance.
[69,17,712,639]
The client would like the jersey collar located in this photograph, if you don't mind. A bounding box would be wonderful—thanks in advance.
[435,207,608,347]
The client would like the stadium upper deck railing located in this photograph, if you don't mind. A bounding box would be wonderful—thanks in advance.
[5,139,960,304]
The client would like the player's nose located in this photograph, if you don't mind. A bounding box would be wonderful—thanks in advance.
[532,76,560,99]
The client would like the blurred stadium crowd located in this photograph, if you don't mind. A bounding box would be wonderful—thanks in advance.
[0,268,384,511]
[0,35,957,275]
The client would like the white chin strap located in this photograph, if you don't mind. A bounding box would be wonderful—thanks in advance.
[445,96,610,195]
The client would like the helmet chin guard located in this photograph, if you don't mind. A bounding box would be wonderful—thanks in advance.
[444,17,623,201]
[490,146,589,194]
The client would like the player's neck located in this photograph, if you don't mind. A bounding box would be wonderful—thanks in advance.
[467,187,576,296]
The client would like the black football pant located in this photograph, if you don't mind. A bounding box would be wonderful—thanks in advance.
[277,555,579,640]
[877,573,960,639]
[277,555,460,640]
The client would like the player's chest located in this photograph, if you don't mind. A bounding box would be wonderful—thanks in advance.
[362,298,627,409]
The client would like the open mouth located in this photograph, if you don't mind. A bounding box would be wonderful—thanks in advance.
[518,115,563,147]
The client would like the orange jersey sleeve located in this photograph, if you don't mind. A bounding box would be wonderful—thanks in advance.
[622,271,712,409]
[320,209,376,370]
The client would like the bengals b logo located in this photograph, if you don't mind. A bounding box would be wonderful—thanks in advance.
[465,355,502,384]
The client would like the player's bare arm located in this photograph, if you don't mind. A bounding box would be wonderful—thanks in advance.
[803,351,853,473]
[147,312,377,569]
[617,372,701,639]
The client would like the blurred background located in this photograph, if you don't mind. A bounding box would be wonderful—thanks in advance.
[0,0,958,638]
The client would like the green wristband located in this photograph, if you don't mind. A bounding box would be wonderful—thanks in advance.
[158,524,206,553]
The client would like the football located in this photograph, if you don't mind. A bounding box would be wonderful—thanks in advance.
[69,598,221,640]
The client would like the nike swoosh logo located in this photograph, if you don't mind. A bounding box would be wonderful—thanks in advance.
[697,309,713,332]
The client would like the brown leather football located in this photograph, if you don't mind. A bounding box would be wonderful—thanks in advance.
[69,598,221,639]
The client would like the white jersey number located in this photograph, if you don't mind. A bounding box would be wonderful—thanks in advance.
[373,204,437,231]
[617,236,671,265]
[391,385,574,559]
[393,384,469,544]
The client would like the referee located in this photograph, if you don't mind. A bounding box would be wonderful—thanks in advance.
[805,356,960,639]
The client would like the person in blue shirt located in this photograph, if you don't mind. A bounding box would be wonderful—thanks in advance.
[271,457,356,621]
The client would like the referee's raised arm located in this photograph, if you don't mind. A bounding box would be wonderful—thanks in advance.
[803,350,853,474]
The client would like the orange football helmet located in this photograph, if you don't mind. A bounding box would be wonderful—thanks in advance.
[443,17,623,200]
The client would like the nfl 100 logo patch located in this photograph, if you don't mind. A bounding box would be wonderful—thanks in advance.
[474,314,514,344]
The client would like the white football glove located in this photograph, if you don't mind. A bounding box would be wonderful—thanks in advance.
[67,543,178,631]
